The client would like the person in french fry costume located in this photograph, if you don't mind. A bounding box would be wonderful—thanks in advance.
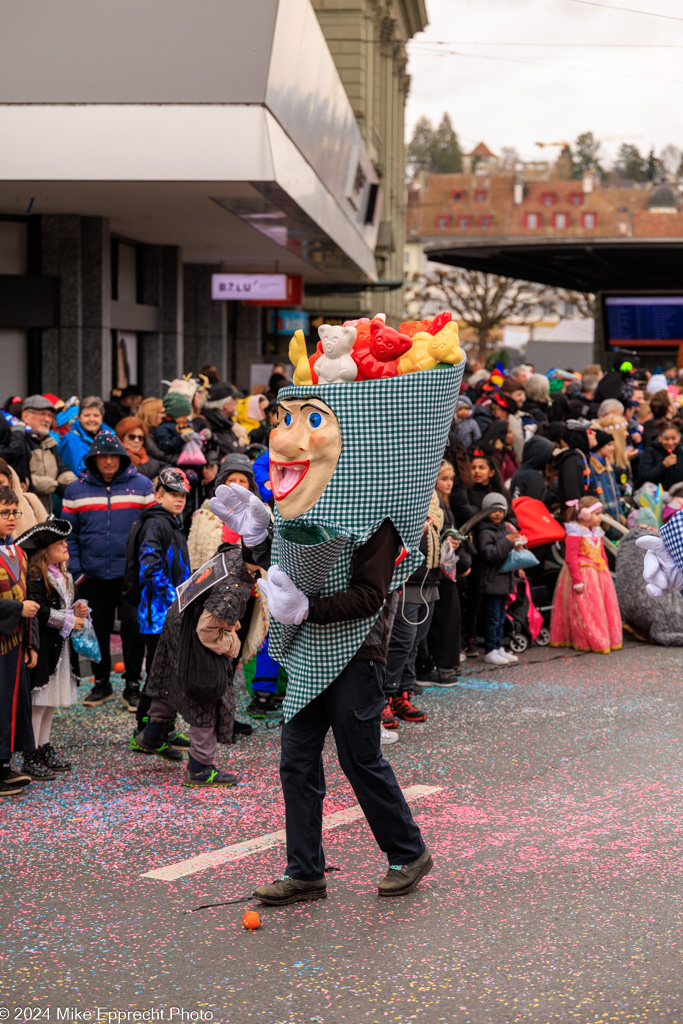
[211,313,464,906]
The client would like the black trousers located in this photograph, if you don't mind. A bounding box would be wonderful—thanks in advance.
[80,578,124,684]
[383,596,436,697]
[279,659,425,880]
[135,634,162,732]
[120,600,159,686]
[427,579,462,668]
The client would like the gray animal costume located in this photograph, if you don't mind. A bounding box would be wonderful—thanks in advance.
[614,526,683,645]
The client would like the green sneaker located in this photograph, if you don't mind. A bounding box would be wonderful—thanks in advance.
[130,731,150,754]
[166,727,190,748]
[133,730,183,762]
[247,692,279,719]
[182,766,238,788]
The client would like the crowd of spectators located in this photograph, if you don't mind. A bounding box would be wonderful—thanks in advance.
[4,350,683,779]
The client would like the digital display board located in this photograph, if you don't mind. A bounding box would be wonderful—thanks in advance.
[603,294,683,349]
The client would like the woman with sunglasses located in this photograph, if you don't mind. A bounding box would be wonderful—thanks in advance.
[115,418,161,481]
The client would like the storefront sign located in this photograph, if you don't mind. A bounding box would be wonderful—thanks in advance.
[211,274,288,301]
[245,275,303,307]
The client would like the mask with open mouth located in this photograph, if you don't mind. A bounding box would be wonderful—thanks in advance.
[269,397,342,520]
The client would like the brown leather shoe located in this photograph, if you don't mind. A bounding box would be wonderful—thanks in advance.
[253,875,327,906]
[378,849,433,897]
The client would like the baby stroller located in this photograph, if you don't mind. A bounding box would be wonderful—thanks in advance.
[505,577,550,654]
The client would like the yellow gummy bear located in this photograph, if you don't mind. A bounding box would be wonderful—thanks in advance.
[289,330,313,386]
[428,321,464,366]
[397,321,463,375]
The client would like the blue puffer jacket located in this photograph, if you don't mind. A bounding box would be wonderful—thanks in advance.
[63,433,155,580]
[58,420,115,476]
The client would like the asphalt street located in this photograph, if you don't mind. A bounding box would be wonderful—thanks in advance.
[2,638,683,1024]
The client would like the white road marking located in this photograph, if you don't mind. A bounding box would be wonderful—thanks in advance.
[141,783,442,882]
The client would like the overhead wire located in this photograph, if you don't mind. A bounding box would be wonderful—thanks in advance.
[406,45,683,86]
[562,0,683,20]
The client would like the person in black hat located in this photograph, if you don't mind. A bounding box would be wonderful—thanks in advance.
[18,517,87,779]
[202,382,247,458]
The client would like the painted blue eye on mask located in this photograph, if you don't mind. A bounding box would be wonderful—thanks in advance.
[283,411,292,427]
[307,411,323,429]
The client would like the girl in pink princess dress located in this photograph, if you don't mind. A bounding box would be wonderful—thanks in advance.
[550,496,622,654]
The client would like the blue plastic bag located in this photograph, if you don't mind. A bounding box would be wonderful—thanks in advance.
[501,547,539,573]
[71,618,102,663]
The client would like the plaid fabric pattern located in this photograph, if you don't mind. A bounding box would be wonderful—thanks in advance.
[269,364,464,720]
[661,508,683,572]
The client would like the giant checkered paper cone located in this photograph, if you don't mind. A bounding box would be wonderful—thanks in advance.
[269,363,464,720]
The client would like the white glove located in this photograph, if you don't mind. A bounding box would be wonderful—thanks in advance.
[257,566,309,625]
[209,483,270,547]
[636,534,683,599]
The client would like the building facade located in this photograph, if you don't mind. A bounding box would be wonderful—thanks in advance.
[0,0,400,398]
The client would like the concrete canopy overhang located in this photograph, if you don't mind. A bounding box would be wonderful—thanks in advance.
[424,237,683,293]
[0,0,380,283]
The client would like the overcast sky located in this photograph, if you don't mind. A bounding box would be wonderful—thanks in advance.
[406,0,683,166]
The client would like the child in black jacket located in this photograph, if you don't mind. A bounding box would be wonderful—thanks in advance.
[476,492,523,668]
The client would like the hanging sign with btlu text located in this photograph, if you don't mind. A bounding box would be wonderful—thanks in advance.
[211,274,288,301]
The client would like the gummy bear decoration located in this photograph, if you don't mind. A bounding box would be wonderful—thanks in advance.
[313,324,358,385]
[289,330,313,386]
[353,321,413,380]
[397,321,463,375]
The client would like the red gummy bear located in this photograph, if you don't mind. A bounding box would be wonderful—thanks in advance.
[399,312,452,338]
[353,321,412,380]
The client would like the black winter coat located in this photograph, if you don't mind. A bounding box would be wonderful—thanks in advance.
[522,398,551,425]
[203,408,241,458]
[145,430,177,468]
[475,520,515,596]
[0,416,31,482]
[550,447,590,509]
[510,436,553,503]
[637,441,683,490]
[28,570,81,691]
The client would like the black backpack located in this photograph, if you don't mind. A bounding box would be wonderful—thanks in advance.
[176,594,229,704]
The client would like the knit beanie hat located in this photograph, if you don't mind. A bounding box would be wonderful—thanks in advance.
[482,492,508,513]
[593,429,612,450]
[455,396,473,411]
[162,391,192,419]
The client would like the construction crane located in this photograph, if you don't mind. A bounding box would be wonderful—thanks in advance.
[534,136,641,149]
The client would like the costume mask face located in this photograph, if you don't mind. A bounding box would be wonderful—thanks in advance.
[270,396,342,519]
